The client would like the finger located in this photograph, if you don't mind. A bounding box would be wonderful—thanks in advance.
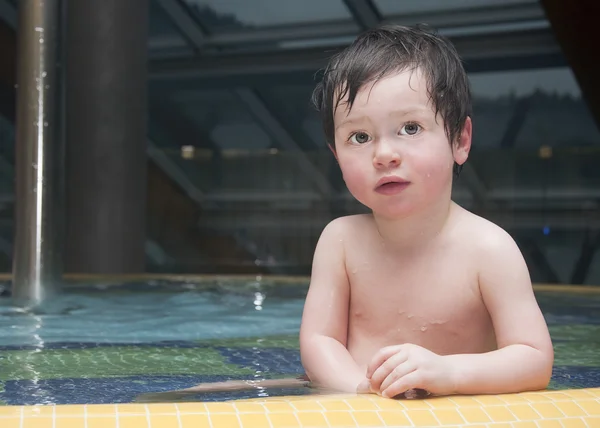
[356,378,372,394]
[369,351,409,391]
[380,361,415,392]
[366,345,405,379]
[381,371,422,398]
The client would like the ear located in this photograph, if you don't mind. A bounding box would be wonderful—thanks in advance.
[452,116,472,165]
[328,143,338,161]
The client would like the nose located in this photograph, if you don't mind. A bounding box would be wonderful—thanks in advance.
[372,139,401,169]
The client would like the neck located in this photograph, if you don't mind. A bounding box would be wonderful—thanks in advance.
[372,196,455,252]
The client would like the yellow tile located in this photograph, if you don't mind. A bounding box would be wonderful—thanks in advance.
[264,402,295,412]
[209,413,241,427]
[21,406,54,417]
[507,404,541,420]
[406,409,439,426]
[531,403,564,418]
[118,416,150,428]
[53,405,86,417]
[448,396,482,407]
[321,400,351,411]
[520,393,552,402]
[378,410,411,426]
[578,400,600,416]
[583,416,600,427]
[147,404,178,414]
[86,405,118,416]
[535,420,564,428]
[485,424,513,428]
[324,411,356,427]
[177,403,208,414]
[483,406,516,422]
[458,407,491,424]
[342,398,379,411]
[116,405,148,415]
[352,411,384,426]
[399,400,431,410]
[0,418,23,428]
[375,399,404,410]
[425,397,458,408]
[296,412,328,426]
[431,409,464,425]
[473,395,507,405]
[22,418,54,428]
[496,394,531,404]
[543,392,572,401]
[564,390,594,399]
[555,402,587,417]
[0,407,22,417]
[86,417,118,428]
[179,414,211,427]
[510,422,538,428]
[239,413,271,427]
[291,400,324,411]
[559,418,587,428]
[234,403,266,413]
[148,415,180,426]
[205,402,237,413]
[268,413,301,428]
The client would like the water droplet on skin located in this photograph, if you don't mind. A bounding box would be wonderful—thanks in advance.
[427,173,431,178]
[351,268,357,274]
[407,314,414,319]
[420,326,427,332]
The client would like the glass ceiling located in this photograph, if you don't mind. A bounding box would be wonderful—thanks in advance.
[184,0,354,32]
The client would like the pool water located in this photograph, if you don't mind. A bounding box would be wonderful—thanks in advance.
[0,278,599,406]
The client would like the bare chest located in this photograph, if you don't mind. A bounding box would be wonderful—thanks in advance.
[345,248,494,356]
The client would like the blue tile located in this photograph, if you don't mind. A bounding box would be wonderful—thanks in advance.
[216,347,304,375]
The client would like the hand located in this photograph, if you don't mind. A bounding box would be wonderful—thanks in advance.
[366,343,458,398]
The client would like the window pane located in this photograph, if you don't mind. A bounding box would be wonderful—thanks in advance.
[184,0,353,32]
[374,0,536,16]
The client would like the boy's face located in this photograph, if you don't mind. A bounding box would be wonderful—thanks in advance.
[332,69,471,218]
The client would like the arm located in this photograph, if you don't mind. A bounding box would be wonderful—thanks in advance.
[299,219,369,393]
[447,228,554,394]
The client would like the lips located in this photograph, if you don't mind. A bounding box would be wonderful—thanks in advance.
[375,176,410,195]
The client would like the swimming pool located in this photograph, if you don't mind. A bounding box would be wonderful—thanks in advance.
[0,276,599,427]
[0,276,599,406]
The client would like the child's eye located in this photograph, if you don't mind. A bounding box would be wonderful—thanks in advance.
[349,132,371,144]
[399,123,421,136]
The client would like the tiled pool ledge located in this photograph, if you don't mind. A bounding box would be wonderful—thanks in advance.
[1,388,599,427]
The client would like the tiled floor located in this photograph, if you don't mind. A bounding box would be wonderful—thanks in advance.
[0,388,598,427]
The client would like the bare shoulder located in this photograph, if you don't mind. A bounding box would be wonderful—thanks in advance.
[452,204,519,256]
[320,214,375,239]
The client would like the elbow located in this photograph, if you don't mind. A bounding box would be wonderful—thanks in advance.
[530,347,554,391]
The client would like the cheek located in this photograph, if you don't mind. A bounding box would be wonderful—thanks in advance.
[411,146,454,183]
[338,156,369,191]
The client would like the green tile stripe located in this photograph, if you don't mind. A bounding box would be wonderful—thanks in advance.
[0,347,254,381]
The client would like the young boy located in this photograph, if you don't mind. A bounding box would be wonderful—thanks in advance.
[299,24,554,398]
[139,25,554,402]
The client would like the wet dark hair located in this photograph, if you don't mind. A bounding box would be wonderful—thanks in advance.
[312,24,471,175]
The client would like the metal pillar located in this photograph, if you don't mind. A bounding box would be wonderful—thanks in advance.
[65,0,148,273]
[12,0,64,303]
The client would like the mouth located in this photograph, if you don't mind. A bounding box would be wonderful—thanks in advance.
[375,176,410,195]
